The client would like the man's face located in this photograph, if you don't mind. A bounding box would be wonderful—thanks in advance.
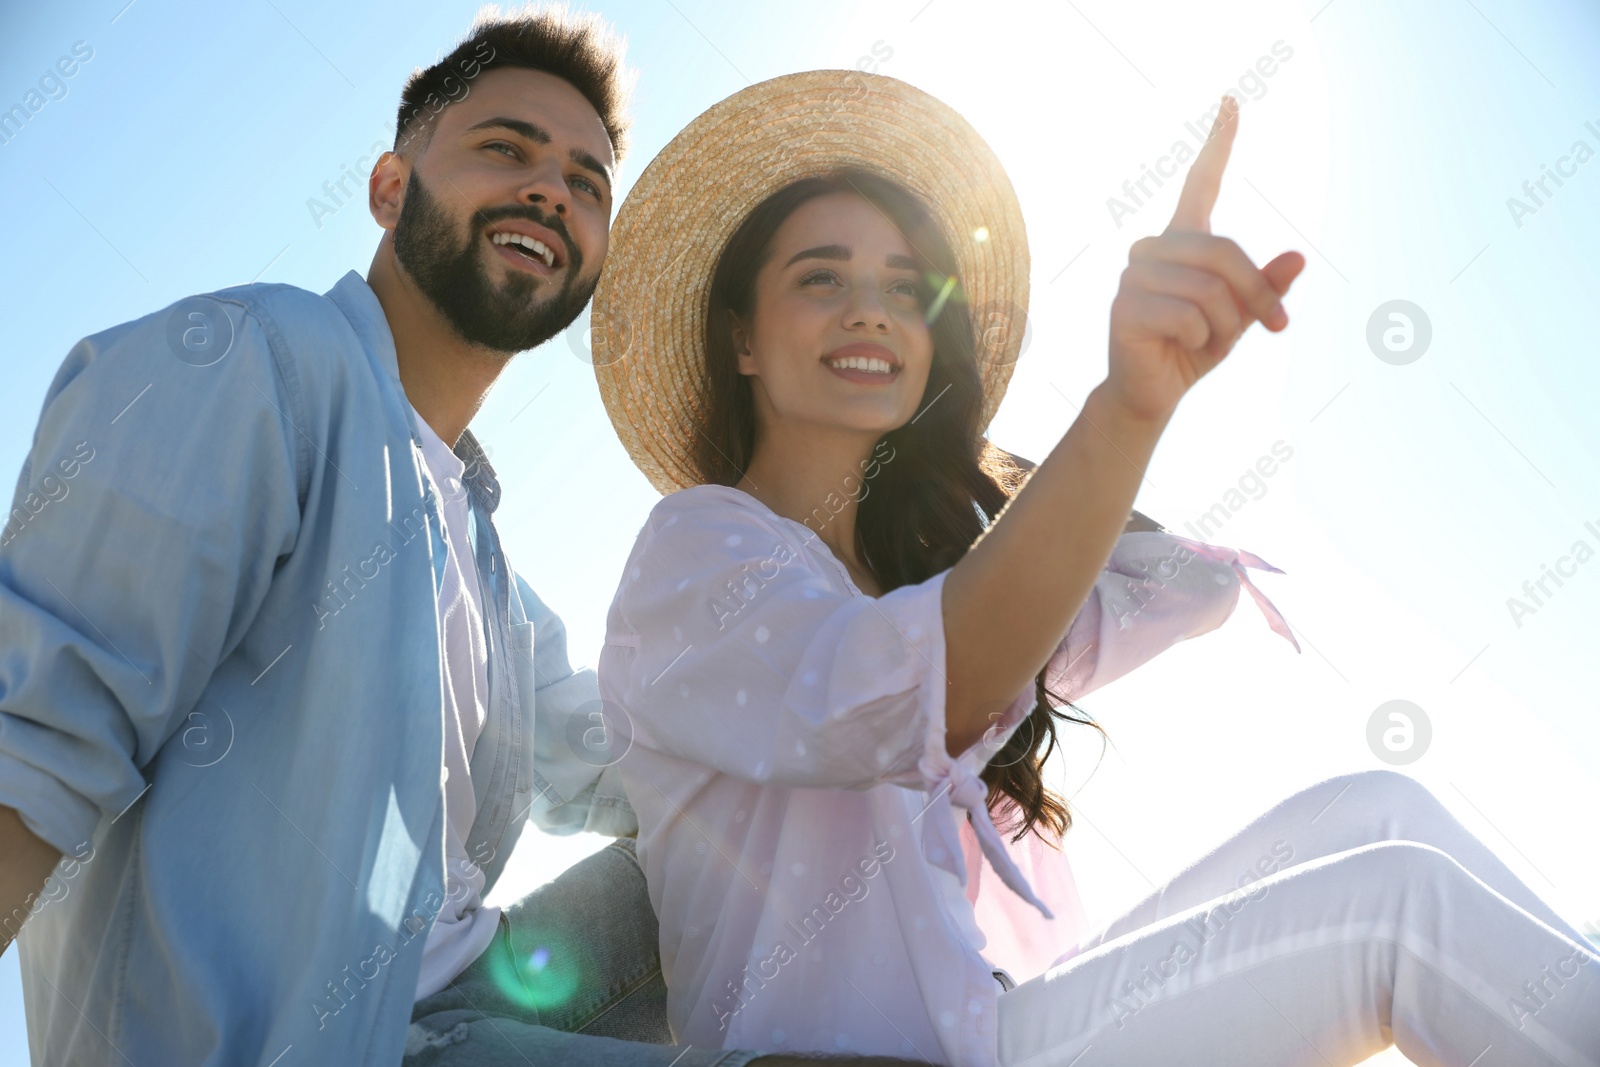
[389,67,615,354]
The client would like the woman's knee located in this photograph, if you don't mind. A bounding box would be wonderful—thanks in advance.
[1305,768,1442,828]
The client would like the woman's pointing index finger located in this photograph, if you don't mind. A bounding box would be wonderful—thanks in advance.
[1166,94,1240,236]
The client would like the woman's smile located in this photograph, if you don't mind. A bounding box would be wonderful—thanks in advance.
[821,341,902,384]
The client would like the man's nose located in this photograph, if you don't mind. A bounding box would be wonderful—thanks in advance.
[516,157,571,217]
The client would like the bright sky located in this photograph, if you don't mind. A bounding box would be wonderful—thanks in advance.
[3,1,1598,1064]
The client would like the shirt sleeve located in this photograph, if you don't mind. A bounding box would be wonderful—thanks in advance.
[1045,530,1299,702]
[516,573,638,837]
[0,297,303,857]
[601,492,964,793]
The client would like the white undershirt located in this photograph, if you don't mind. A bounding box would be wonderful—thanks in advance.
[410,407,501,1001]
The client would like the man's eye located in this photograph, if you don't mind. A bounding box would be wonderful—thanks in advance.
[486,141,518,157]
[570,175,601,196]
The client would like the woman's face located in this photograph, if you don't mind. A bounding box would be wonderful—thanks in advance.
[732,192,936,437]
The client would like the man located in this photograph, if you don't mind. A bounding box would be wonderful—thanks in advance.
[0,8,924,1066]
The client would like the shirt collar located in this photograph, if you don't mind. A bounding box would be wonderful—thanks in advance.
[323,269,503,515]
[325,269,401,382]
[454,429,501,514]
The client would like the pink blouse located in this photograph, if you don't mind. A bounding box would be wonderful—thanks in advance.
[598,484,1297,1066]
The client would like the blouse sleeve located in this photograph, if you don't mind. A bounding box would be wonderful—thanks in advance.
[600,490,975,793]
[1045,530,1300,703]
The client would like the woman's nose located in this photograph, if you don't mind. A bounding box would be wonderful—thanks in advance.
[846,291,890,332]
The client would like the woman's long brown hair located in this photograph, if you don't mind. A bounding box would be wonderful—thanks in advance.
[692,169,1107,844]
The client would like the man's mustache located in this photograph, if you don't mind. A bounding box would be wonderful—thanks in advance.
[473,204,582,276]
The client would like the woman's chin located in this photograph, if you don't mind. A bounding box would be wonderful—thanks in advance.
[808,393,915,431]
[809,411,908,437]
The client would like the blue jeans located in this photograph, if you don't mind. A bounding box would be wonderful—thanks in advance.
[406,837,760,1066]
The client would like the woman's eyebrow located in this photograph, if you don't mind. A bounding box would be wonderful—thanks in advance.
[782,246,920,271]
[784,244,850,268]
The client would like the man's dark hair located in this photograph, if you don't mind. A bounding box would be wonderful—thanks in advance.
[394,4,631,163]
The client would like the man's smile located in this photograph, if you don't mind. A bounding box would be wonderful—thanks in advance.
[486,219,567,276]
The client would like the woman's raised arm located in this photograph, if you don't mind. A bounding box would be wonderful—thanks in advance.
[941,95,1306,755]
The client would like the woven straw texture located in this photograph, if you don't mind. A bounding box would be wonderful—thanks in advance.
[590,69,1030,496]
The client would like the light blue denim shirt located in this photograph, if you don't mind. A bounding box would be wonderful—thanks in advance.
[0,270,634,1065]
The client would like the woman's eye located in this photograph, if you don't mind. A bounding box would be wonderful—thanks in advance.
[799,269,839,286]
[889,280,925,303]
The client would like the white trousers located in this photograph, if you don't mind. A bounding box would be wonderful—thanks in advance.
[996,770,1600,1067]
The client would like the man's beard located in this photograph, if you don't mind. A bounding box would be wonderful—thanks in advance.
[392,168,596,354]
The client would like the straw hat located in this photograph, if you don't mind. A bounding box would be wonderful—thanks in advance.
[589,69,1030,496]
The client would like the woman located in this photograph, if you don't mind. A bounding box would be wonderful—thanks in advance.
[590,71,1600,1066]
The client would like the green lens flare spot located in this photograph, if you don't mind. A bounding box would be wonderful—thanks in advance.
[486,937,581,1011]
[924,273,959,324]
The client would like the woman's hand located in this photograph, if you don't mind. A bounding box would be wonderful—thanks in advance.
[1104,95,1307,423]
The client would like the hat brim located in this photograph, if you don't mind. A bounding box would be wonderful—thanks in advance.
[590,69,1030,496]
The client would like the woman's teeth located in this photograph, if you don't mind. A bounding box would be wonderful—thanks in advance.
[491,231,556,267]
[825,355,895,374]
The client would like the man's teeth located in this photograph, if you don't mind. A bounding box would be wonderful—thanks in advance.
[491,231,556,267]
[826,355,895,374]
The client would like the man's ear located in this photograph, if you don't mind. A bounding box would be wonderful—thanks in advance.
[730,310,756,375]
[369,150,409,232]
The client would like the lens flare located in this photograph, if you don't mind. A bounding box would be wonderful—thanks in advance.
[487,936,580,1010]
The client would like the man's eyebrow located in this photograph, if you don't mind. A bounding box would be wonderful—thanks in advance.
[463,117,614,192]
[464,117,551,144]
[784,244,850,268]
[567,146,613,193]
